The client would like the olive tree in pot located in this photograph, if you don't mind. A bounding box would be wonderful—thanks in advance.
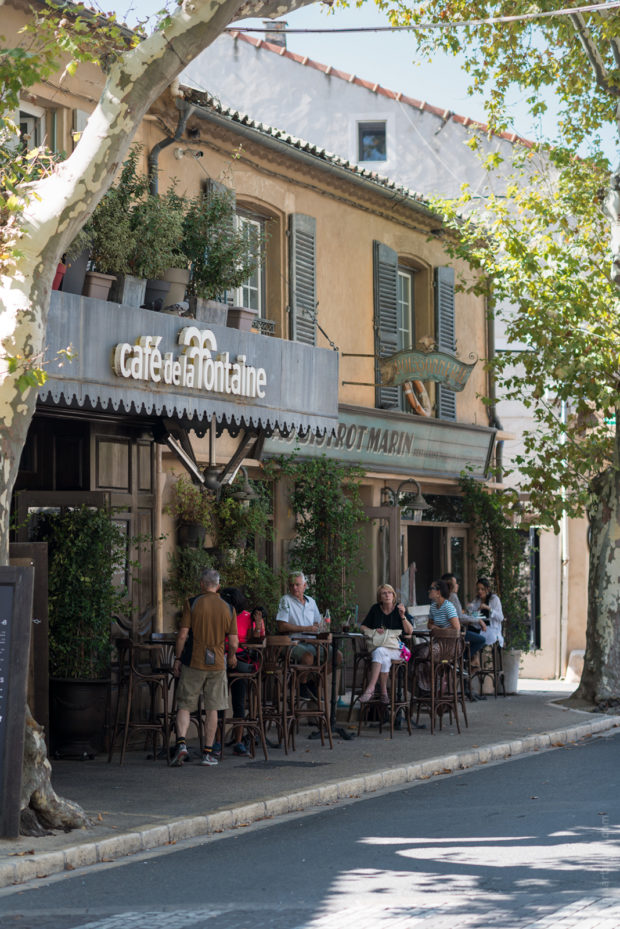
[38,506,130,758]
[182,186,264,324]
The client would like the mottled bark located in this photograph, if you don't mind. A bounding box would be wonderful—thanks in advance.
[20,707,91,836]
[0,0,319,833]
[573,430,620,707]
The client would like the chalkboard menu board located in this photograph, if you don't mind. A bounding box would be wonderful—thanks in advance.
[0,567,34,838]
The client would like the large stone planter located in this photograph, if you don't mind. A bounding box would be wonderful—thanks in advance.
[83,270,115,300]
[503,649,521,695]
[188,297,229,326]
[163,267,190,308]
[109,273,147,307]
[49,678,110,758]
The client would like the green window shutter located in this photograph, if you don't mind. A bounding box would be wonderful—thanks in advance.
[289,213,317,346]
[374,241,399,409]
[435,265,456,421]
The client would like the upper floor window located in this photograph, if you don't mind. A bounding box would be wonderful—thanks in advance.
[233,213,265,317]
[358,121,387,162]
[19,103,46,150]
[398,267,416,412]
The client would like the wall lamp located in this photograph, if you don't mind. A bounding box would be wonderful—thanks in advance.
[173,147,204,160]
[381,478,430,520]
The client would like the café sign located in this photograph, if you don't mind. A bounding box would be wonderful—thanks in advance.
[379,349,476,391]
[112,326,267,399]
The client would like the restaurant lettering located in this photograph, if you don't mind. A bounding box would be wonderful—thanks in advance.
[112,327,267,399]
[281,422,440,459]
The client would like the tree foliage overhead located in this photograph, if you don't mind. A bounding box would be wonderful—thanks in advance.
[380,0,620,150]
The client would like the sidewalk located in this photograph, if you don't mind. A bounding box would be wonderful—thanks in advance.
[1,681,618,888]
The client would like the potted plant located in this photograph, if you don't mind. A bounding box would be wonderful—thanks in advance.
[165,475,215,548]
[460,475,534,694]
[77,148,186,306]
[181,186,264,323]
[38,506,130,757]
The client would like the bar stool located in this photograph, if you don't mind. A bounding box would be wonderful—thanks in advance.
[357,657,412,738]
[471,640,506,697]
[108,640,171,764]
[289,637,333,749]
[221,648,268,761]
[410,628,467,734]
[262,636,295,753]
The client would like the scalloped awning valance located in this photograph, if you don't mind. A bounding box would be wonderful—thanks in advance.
[41,293,338,438]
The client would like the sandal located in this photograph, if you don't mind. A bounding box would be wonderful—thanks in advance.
[359,689,375,703]
[380,692,390,704]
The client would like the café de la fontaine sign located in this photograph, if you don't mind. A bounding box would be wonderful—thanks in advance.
[112,326,267,399]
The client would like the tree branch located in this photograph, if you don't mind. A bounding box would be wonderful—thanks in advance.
[569,12,620,99]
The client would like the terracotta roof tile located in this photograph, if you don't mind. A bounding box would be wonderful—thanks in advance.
[225,30,534,149]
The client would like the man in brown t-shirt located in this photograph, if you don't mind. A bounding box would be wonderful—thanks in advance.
[171,568,238,766]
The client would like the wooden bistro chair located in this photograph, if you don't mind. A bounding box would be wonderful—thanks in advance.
[289,636,334,750]
[410,628,468,735]
[356,656,412,738]
[261,636,296,754]
[108,639,172,764]
[221,646,268,761]
[470,630,506,698]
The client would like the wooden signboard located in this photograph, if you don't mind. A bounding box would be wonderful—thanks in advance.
[0,566,34,838]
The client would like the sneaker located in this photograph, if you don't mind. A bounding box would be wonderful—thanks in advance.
[170,742,189,766]
[211,741,221,755]
[201,751,219,766]
[233,742,248,756]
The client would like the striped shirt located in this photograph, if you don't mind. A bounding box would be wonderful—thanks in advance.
[429,600,458,628]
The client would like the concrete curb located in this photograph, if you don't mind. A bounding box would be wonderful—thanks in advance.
[1,714,618,888]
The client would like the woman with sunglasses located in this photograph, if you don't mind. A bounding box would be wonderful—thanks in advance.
[467,577,504,647]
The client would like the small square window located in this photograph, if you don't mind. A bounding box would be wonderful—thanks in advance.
[358,122,387,162]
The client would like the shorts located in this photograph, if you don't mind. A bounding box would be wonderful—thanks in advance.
[176,665,229,712]
[290,642,317,663]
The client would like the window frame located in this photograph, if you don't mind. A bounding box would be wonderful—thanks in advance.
[232,211,265,317]
[357,121,388,163]
[397,266,416,412]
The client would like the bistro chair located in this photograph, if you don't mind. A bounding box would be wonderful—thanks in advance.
[410,628,467,735]
[470,636,506,698]
[356,657,412,738]
[346,637,373,722]
[221,647,268,761]
[262,636,296,753]
[108,639,172,764]
[289,637,334,749]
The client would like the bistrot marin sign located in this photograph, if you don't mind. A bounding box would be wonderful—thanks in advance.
[264,406,495,479]
[113,326,267,398]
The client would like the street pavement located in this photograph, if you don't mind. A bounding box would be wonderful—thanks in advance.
[0,680,618,890]
[1,723,619,928]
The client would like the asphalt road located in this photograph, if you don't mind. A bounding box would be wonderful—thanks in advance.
[2,731,620,929]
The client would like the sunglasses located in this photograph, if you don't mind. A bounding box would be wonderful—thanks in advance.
[429,586,439,591]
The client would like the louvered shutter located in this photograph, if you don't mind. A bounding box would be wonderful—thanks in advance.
[374,241,399,409]
[289,213,317,346]
[435,265,457,421]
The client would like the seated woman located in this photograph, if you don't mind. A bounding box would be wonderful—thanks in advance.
[441,572,486,659]
[467,576,504,647]
[359,583,413,703]
[220,588,266,756]
[411,579,461,692]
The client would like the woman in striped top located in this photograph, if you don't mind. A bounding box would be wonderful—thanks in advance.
[428,579,460,631]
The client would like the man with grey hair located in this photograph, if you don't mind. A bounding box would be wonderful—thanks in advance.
[276,572,322,659]
[171,568,238,766]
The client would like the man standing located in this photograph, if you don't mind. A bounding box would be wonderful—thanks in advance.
[171,568,238,767]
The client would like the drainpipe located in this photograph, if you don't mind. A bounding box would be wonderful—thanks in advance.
[148,93,196,194]
[486,296,503,479]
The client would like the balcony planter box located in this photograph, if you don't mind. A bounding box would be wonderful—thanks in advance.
[188,297,229,326]
[109,273,147,307]
[143,278,171,312]
[83,270,116,301]
[163,267,190,308]
[227,306,258,331]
